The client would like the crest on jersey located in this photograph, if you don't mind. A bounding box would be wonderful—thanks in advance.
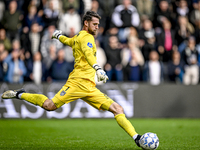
[87,42,93,48]
[60,90,66,96]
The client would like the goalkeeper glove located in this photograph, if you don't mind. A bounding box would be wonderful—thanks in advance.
[93,64,109,83]
[51,30,62,39]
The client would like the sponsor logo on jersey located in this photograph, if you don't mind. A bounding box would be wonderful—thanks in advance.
[87,42,93,48]
[60,90,66,96]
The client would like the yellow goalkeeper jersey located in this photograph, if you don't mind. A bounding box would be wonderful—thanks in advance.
[59,30,97,84]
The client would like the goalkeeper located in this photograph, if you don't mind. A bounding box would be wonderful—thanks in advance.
[2,11,141,147]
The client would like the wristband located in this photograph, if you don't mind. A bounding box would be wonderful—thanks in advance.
[57,34,62,39]
[93,64,101,71]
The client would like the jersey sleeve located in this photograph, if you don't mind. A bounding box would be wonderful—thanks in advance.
[58,35,74,47]
[80,34,97,67]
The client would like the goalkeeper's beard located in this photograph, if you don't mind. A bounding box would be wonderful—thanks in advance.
[88,27,97,35]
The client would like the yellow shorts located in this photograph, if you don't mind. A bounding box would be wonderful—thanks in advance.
[52,78,114,110]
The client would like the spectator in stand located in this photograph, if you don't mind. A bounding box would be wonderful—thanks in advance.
[27,22,41,55]
[23,5,44,31]
[190,0,200,28]
[153,0,175,33]
[0,43,8,60]
[91,0,106,40]
[62,0,80,13]
[82,0,92,13]
[112,0,140,28]
[10,39,21,52]
[0,50,3,81]
[181,36,199,85]
[176,0,189,18]
[123,41,144,81]
[135,0,154,20]
[5,0,25,11]
[62,27,75,73]
[96,39,106,71]
[111,0,140,43]
[1,0,23,41]
[0,43,8,81]
[192,0,200,10]
[0,42,4,52]
[194,19,200,43]
[9,39,26,61]
[43,0,60,28]
[104,35,123,81]
[23,46,34,82]
[20,22,41,58]
[155,0,171,4]
[63,45,74,73]
[143,50,164,85]
[43,44,57,71]
[98,0,116,33]
[40,24,63,64]
[21,0,44,15]
[48,49,71,82]
[95,39,107,84]
[127,26,138,43]
[138,18,156,61]
[27,0,47,24]
[175,16,194,53]
[0,28,12,52]
[29,52,46,85]
[185,0,194,11]
[3,43,27,84]
[157,19,177,62]
[20,27,32,77]
[58,6,81,36]
[167,51,184,83]
[102,26,119,49]
[0,0,5,22]
[194,20,200,59]
[122,29,139,68]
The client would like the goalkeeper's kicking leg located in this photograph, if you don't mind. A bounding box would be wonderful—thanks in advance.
[1,88,58,111]
[107,102,141,147]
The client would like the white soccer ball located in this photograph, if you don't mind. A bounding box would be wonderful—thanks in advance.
[139,132,159,150]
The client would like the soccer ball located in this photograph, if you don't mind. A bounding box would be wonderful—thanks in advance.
[139,132,159,150]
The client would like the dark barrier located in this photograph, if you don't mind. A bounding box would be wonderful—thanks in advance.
[134,84,200,118]
[0,82,200,118]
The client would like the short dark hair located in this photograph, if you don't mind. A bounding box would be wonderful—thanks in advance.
[82,11,101,26]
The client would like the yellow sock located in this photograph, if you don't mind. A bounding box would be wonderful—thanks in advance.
[21,93,48,107]
[115,114,137,137]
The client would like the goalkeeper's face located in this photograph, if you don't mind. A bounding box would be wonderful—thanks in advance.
[88,17,99,36]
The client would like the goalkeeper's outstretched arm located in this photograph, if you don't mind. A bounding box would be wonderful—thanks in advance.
[52,30,74,47]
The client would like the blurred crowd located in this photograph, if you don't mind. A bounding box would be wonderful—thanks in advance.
[0,0,200,85]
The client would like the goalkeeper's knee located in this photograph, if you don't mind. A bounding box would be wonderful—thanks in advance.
[109,102,124,116]
[42,99,57,111]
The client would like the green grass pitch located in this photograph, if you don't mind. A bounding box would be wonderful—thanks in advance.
[0,119,199,150]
